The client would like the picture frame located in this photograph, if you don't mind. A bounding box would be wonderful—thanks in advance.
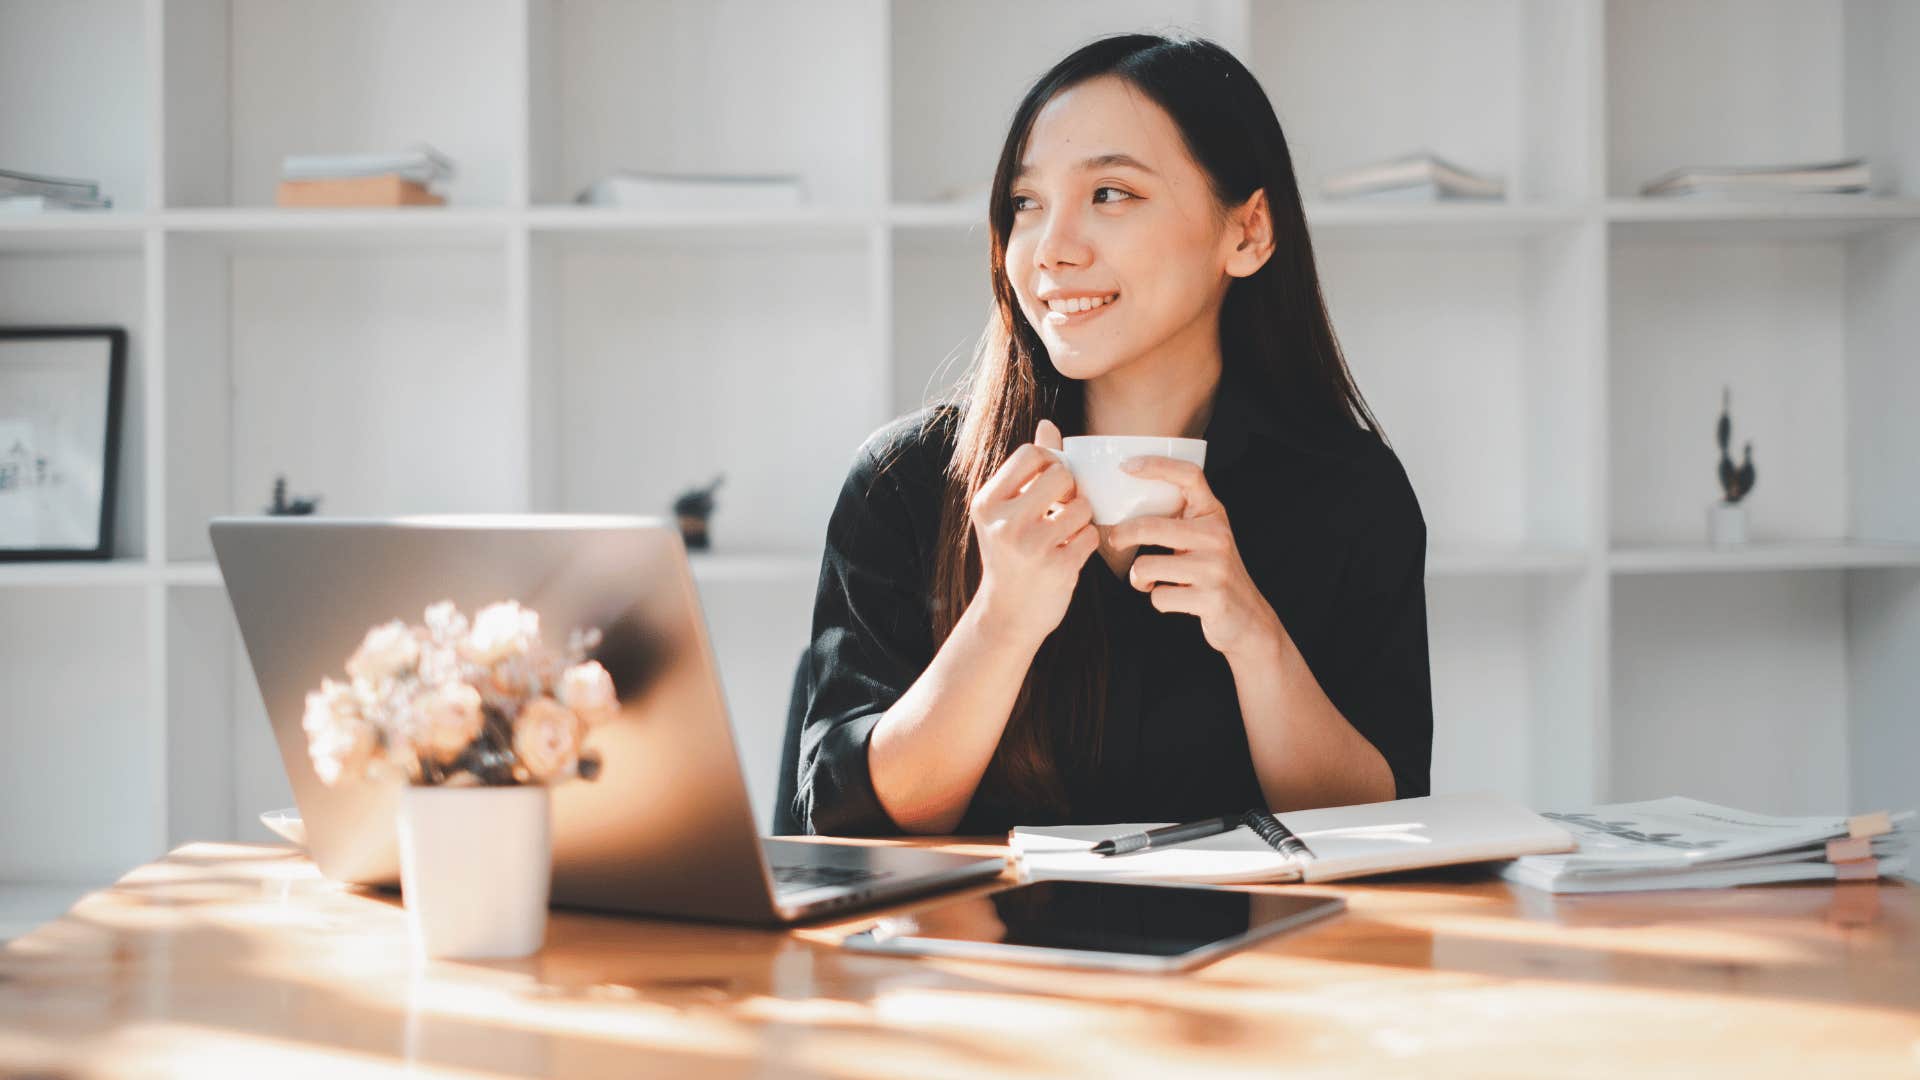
[0,327,127,561]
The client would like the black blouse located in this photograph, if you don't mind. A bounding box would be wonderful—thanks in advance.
[795,363,1433,835]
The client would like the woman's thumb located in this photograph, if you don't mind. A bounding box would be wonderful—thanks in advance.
[1035,418,1063,450]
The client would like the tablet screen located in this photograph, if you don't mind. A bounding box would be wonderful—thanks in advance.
[844,880,1343,970]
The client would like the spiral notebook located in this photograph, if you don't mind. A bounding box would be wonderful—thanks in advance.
[1009,793,1577,885]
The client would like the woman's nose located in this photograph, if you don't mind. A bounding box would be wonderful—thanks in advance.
[1033,209,1093,270]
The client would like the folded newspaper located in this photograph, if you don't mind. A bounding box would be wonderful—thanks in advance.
[1501,797,1912,894]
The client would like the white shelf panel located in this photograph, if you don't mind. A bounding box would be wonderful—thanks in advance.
[1610,542,1920,574]
[1606,197,1920,241]
[0,214,147,252]
[159,208,513,250]
[164,562,222,588]
[688,551,821,583]
[527,206,874,249]
[1426,546,1590,577]
[0,559,153,588]
[1305,201,1590,241]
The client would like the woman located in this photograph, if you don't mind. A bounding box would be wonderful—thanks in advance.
[796,33,1431,836]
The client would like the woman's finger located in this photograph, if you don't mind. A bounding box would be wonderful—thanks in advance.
[1107,514,1216,553]
[1120,456,1221,518]
[976,444,1060,506]
[1127,553,1197,592]
[1148,583,1202,615]
[1009,460,1076,516]
[1045,495,1094,541]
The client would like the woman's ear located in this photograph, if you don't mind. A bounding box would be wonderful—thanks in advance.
[1223,188,1275,279]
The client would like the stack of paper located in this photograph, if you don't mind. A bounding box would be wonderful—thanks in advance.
[1501,796,1912,893]
[1321,149,1505,203]
[277,144,454,207]
[1639,157,1871,199]
[0,168,111,212]
[574,171,806,211]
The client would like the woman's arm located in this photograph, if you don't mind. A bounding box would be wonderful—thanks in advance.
[1226,623,1396,811]
[799,419,1093,836]
[1112,451,1430,812]
[865,589,1046,834]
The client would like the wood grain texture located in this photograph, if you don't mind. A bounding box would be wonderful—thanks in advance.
[1,841,1915,1078]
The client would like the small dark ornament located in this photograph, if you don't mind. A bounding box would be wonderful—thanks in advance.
[672,473,725,550]
[1715,387,1757,504]
[266,475,322,516]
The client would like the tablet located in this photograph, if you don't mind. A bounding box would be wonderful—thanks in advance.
[840,879,1344,973]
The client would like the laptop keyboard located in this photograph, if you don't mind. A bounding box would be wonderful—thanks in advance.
[770,862,892,893]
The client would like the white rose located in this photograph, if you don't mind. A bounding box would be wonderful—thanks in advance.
[512,698,584,783]
[409,681,486,765]
[302,678,379,786]
[346,620,421,684]
[466,601,541,666]
[558,661,618,727]
[422,600,469,645]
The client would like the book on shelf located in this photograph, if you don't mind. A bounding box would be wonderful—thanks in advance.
[1501,796,1913,893]
[1009,793,1575,885]
[275,175,445,207]
[1,168,109,210]
[281,143,455,188]
[1322,149,1506,201]
[1639,157,1872,198]
[0,167,99,200]
[574,171,807,210]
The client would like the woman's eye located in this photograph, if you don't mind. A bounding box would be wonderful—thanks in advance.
[1011,195,1036,211]
[1093,186,1136,204]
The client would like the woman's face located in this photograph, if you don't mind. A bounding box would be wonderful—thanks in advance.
[1004,75,1261,383]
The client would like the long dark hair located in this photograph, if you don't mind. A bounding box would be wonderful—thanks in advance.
[917,33,1384,820]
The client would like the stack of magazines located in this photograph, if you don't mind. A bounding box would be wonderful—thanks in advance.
[1501,796,1911,893]
[277,144,454,207]
[1639,157,1871,199]
[1321,149,1504,202]
[1,168,111,212]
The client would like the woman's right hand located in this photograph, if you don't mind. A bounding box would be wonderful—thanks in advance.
[969,418,1098,647]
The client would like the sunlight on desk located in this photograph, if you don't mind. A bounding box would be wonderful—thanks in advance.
[1,842,1916,1078]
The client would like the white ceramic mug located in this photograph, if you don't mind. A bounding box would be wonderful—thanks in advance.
[1041,435,1208,525]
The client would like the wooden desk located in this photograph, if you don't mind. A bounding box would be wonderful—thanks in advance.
[2,841,1915,1078]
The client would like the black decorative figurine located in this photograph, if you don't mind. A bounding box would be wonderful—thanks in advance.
[1715,387,1757,504]
[673,474,725,550]
[265,475,321,516]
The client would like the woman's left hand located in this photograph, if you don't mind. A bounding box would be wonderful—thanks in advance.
[1109,456,1285,661]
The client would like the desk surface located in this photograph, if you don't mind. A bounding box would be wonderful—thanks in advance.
[2,839,1916,1078]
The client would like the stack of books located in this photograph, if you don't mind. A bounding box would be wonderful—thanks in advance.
[277,144,453,207]
[1,168,111,212]
[574,171,805,210]
[1501,796,1911,893]
[1321,149,1505,203]
[1639,157,1872,199]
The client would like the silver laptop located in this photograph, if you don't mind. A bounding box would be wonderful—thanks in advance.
[210,514,1003,925]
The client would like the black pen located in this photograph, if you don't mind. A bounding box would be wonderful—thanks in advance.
[1091,814,1241,857]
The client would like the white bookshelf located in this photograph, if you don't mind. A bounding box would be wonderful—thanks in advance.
[1,0,1915,894]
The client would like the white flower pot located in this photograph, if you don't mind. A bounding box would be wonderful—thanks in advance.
[396,784,551,960]
[1707,501,1749,547]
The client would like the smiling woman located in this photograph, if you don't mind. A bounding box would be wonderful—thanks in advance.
[795,34,1432,837]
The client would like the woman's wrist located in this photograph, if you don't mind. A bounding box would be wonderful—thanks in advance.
[964,585,1053,657]
[1222,608,1290,672]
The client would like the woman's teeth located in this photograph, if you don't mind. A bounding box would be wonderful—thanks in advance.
[1045,293,1119,314]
